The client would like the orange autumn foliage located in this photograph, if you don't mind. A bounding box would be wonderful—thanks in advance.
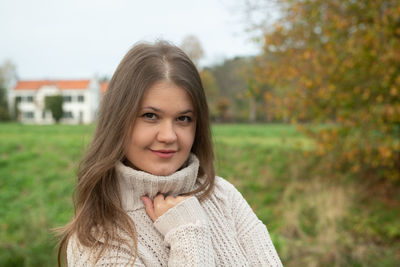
[256,0,400,181]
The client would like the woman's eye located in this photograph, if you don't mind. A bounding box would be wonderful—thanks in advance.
[142,113,157,120]
[177,116,192,123]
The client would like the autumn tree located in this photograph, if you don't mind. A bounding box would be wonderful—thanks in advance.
[180,35,204,67]
[200,69,220,120]
[208,56,257,122]
[0,86,9,121]
[253,0,400,181]
[215,96,232,122]
[238,58,274,123]
[200,67,233,122]
[0,60,17,121]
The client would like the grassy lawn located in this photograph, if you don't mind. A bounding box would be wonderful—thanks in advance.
[0,124,94,266]
[0,123,398,266]
[212,123,314,149]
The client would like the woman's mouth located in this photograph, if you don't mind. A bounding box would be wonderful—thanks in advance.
[150,149,176,159]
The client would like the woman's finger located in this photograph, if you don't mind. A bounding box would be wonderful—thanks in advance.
[164,195,176,205]
[146,194,192,221]
[154,193,165,201]
[141,196,157,222]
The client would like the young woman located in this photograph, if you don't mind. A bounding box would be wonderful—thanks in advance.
[58,41,283,266]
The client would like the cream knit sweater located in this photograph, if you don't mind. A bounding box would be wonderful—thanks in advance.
[67,154,283,266]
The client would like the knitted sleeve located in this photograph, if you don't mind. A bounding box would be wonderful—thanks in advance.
[153,196,215,266]
[67,234,146,266]
[219,177,283,266]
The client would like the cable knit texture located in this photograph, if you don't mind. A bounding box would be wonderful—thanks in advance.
[67,154,283,266]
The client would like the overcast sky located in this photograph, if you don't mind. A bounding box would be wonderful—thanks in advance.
[0,0,267,80]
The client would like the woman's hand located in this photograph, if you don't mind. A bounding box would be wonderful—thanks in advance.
[141,194,190,222]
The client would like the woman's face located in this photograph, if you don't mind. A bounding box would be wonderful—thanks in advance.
[126,80,196,176]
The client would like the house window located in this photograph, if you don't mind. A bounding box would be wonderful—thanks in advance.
[63,95,72,102]
[63,111,73,118]
[77,95,84,102]
[23,112,34,119]
[15,96,22,103]
[26,96,34,102]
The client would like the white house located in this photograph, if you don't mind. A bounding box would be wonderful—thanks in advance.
[8,78,108,124]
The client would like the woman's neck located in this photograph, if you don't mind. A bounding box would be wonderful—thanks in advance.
[116,153,199,211]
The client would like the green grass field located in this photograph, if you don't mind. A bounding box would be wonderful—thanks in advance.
[0,123,399,266]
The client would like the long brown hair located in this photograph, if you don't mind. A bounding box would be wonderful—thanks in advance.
[56,41,215,265]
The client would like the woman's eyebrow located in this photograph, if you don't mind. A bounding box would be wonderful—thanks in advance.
[141,106,194,114]
[178,109,194,115]
[141,106,161,112]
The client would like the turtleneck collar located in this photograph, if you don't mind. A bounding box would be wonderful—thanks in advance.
[116,153,200,211]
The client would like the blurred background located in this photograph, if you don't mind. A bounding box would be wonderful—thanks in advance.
[1,0,399,266]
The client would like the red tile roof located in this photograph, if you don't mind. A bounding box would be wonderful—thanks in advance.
[100,81,108,94]
[14,80,91,90]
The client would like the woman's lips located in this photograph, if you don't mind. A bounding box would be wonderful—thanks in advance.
[150,149,176,159]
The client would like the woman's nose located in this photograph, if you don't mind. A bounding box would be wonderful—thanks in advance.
[157,121,177,143]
